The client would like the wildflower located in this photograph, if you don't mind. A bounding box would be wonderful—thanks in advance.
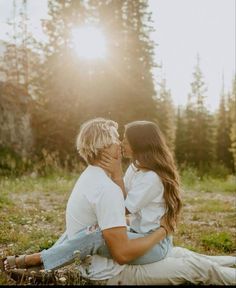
[39,269,46,273]
[59,276,67,283]
[73,250,80,256]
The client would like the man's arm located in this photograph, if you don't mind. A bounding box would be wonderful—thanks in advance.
[102,226,167,265]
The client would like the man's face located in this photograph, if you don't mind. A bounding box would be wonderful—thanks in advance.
[103,142,121,159]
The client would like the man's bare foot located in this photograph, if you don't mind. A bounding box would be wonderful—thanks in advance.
[3,253,42,271]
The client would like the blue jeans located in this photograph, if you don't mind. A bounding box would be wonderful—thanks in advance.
[41,226,172,271]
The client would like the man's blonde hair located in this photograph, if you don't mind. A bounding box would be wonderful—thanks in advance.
[76,118,119,164]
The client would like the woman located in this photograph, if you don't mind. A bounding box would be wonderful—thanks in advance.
[97,120,181,263]
[100,120,181,235]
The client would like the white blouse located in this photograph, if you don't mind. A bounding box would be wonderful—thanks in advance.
[124,164,166,234]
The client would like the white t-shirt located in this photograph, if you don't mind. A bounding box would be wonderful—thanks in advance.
[66,165,127,280]
[124,164,165,234]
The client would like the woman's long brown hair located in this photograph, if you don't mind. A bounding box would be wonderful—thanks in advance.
[125,121,182,232]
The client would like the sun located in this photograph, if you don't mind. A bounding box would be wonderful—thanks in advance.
[71,26,107,59]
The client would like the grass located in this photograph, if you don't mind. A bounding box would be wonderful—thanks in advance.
[183,176,236,193]
[0,173,78,194]
[201,232,235,253]
[0,194,12,208]
[181,166,236,193]
[0,171,235,285]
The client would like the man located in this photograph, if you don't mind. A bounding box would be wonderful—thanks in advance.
[42,117,170,279]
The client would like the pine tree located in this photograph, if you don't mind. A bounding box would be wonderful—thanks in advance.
[32,0,88,157]
[174,106,187,165]
[123,0,157,123]
[228,76,236,171]
[216,83,233,170]
[0,0,40,93]
[94,0,158,127]
[32,0,159,157]
[155,78,175,150]
[185,56,214,170]
[184,94,197,165]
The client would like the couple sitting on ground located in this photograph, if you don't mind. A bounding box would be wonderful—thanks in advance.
[1,118,236,285]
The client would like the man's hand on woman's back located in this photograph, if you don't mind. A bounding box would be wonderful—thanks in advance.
[160,214,175,236]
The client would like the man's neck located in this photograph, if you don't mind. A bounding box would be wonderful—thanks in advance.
[91,161,111,178]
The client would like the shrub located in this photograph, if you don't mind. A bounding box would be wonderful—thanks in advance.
[201,232,235,253]
[205,163,231,179]
[0,146,32,176]
[180,166,199,186]
[0,146,85,177]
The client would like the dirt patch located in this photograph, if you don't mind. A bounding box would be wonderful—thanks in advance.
[10,190,68,211]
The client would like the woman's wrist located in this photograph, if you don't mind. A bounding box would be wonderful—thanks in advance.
[112,176,123,181]
[111,172,123,181]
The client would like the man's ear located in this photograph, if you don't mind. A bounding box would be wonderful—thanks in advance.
[97,148,111,158]
[95,149,103,161]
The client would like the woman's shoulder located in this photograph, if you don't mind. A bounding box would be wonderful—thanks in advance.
[127,164,163,186]
[140,169,163,185]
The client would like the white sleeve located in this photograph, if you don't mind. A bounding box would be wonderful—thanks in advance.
[95,185,127,231]
[125,173,164,213]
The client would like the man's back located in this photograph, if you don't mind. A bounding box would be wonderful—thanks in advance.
[66,165,126,239]
[65,165,127,280]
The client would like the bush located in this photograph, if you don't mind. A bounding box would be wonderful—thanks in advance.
[0,146,85,177]
[0,146,32,176]
[205,163,231,179]
[180,166,200,186]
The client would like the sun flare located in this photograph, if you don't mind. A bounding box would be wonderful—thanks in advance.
[71,26,107,59]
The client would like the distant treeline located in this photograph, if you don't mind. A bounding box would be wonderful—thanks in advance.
[0,0,235,175]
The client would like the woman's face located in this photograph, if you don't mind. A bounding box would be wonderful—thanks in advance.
[122,134,133,159]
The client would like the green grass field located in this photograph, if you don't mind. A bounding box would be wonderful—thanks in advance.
[0,172,235,285]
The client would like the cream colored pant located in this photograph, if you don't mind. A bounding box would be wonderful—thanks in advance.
[106,247,236,285]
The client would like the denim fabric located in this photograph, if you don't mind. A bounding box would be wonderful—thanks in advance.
[97,231,172,265]
[41,226,172,271]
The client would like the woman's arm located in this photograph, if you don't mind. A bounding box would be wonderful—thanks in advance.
[98,151,128,199]
[112,176,127,199]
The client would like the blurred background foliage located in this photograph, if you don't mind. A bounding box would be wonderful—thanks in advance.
[0,0,235,179]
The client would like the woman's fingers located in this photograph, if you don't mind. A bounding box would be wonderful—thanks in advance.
[99,160,110,167]
[100,156,113,165]
[100,157,112,165]
[101,152,113,160]
[99,161,115,173]
[100,155,111,162]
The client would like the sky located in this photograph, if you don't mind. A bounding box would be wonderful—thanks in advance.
[0,0,235,111]
[149,0,235,110]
